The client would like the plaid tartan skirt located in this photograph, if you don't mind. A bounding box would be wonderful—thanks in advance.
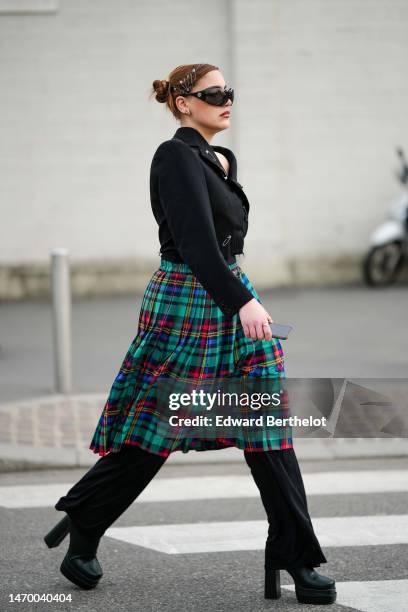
[89,258,293,458]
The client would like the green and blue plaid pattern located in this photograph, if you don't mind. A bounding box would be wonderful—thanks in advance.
[89,258,293,457]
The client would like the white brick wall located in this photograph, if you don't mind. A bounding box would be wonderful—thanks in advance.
[1,0,407,296]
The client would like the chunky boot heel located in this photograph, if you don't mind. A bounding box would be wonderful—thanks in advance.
[264,568,281,599]
[287,566,336,605]
[44,514,70,548]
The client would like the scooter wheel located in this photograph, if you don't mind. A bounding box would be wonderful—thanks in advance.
[362,242,404,287]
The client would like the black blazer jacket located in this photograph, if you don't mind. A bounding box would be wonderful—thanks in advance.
[149,126,254,317]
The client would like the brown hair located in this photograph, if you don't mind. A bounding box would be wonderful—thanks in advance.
[150,63,219,120]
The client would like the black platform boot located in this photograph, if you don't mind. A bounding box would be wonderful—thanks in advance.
[288,565,336,604]
[44,514,103,590]
[265,566,336,604]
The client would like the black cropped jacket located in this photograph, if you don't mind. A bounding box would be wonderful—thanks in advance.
[149,126,254,317]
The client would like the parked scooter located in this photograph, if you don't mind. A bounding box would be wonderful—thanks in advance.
[362,147,408,286]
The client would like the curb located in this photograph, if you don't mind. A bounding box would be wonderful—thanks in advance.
[1,439,408,473]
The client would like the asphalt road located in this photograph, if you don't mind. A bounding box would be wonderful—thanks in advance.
[0,455,407,612]
[1,284,408,404]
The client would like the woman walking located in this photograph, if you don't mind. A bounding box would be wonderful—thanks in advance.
[44,63,336,605]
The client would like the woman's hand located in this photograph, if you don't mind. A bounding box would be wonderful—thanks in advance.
[238,298,274,340]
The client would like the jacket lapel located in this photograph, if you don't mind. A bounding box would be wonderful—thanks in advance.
[172,127,250,213]
[199,146,230,179]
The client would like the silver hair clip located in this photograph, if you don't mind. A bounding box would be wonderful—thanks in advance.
[172,67,197,94]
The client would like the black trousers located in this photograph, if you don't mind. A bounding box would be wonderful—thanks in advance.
[55,445,327,570]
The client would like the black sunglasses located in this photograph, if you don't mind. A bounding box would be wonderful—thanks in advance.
[180,86,234,107]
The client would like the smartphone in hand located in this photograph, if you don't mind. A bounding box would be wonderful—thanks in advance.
[270,322,293,339]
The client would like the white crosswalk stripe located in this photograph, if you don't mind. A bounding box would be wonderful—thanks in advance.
[0,469,407,508]
[282,580,408,612]
[104,514,408,553]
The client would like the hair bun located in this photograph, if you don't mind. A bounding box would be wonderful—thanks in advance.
[153,78,170,103]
